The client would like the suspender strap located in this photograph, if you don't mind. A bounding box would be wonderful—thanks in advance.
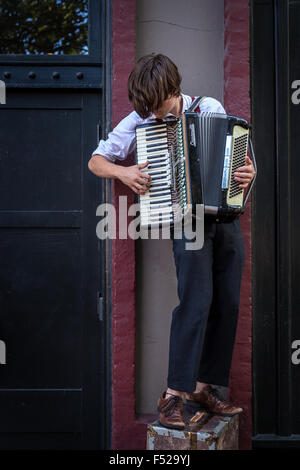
[187,96,205,112]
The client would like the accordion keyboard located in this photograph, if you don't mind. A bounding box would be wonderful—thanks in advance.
[136,123,173,227]
[136,120,188,228]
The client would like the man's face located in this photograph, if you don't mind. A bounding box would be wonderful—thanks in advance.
[152,95,180,119]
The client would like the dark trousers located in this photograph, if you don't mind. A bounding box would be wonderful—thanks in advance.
[167,218,245,392]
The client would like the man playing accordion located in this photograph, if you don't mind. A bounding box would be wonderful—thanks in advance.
[88,54,255,430]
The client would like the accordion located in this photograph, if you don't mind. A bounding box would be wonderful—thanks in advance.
[135,100,256,229]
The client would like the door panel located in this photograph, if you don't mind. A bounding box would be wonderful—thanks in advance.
[0,0,110,450]
[0,88,108,449]
[252,0,300,446]
[0,105,82,210]
[290,0,300,437]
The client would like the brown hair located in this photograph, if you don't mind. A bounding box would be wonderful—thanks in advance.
[128,54,182,118]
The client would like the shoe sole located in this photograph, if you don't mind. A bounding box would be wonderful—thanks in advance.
[213,410,243,417]
[157,420,185,430]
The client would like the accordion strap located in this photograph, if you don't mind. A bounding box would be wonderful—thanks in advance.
[187,96,205,112]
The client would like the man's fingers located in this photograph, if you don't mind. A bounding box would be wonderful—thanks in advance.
[234,156,255,187]
[235,165,253,173]
[137,160,149,169]
[139,171,151,181]
[136,176,151,186]
[234,175,252,182]
[134,182,149,193]
[132,187,147,195]
[134,182,144,191]
[234,171,250,178]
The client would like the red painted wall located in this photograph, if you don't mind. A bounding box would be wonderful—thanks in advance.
[110,0,146,450]
[224,0,252,450]
[110,0,252,450]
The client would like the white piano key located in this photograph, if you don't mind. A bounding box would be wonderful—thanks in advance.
[140,194,171,203]
[140,207,173,216]
[136,136,168,144]
[140,198,171,207]
[136,149,169,158]
[136,125,166,135]
[149,192,171,199]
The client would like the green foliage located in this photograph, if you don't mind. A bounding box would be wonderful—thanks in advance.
[0,0,88,54]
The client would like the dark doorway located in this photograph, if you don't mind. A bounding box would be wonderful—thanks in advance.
[252,0,300,448]
[0,1,111,449]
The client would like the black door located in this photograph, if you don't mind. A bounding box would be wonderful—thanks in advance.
[0,1,111,449]
[252,0,300,448]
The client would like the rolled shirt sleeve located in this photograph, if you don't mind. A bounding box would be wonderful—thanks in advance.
[91,111,142,163]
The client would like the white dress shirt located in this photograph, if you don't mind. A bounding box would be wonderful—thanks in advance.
[92,94,226,163]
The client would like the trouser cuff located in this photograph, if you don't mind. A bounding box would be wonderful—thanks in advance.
[197,375,229,388]
[167,380,197,393]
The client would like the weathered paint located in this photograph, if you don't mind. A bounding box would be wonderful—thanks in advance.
[111,0,146,450]
[224,0,252,450]
[147,414,239,450]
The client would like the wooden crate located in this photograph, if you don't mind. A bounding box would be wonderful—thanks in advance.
[146,405,239,450]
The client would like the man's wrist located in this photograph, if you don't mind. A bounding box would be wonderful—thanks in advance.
[111,163,125,181]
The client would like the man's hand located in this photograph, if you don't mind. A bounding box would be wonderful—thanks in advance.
[118,160,152,195]
[234,156,255,189]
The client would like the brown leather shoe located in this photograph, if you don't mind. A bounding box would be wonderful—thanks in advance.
[186,385,243,416]
[157,391,185,430]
